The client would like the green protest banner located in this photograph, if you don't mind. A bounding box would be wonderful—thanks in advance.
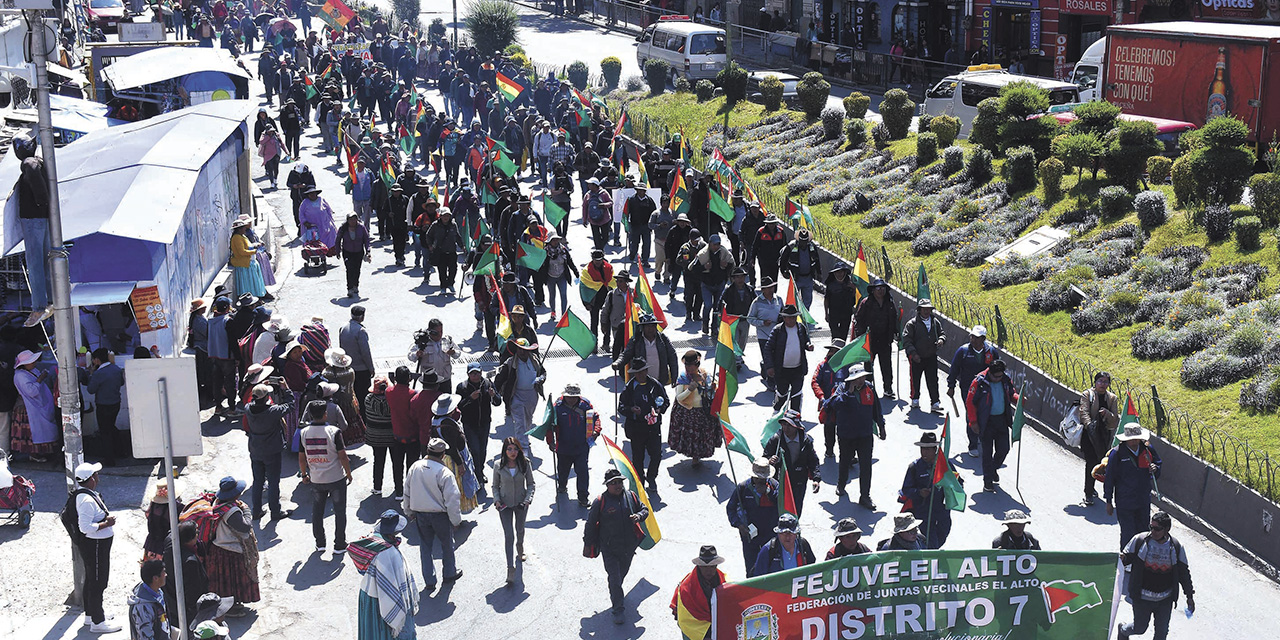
[712,550,1116,640]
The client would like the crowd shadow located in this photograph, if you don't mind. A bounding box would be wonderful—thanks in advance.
[1063,502,1113,525]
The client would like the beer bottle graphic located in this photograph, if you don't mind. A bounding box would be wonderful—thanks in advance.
[1207,47,1230,121]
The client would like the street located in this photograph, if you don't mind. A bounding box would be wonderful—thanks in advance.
[0,5,1278,640]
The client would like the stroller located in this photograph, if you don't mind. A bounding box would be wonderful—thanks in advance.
[0,462,34,528]
[301,223,332,275]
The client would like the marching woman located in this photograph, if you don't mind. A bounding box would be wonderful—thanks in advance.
[668,350,722,466]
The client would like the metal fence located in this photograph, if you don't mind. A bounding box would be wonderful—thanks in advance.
[619,106,1277,502]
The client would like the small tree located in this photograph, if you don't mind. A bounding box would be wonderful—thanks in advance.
[465,0,520,56]
[759,75,784,111]
[1052,132,1103,179]
[880,88,916,140]
[821,106,845,141]
[916,132,939,165]
[1146,156,1172,184]
[1069,100,1121,136]
[843,92,870,119]
[428,17,447,41]
[567,61,590,90]
[969,97,1001,152]
[717,62,748,104]
[845,118,868,148]
[696,79,716,102]
[393,0,422,31]
[644,59,669,96]
[997,81,1057,157]
[1039,157,1065,202]
[796,72,831,118]
[600,56,623,91]
[1187,117,1255,206]
[1002,146,1037,192]
[930,115,961,148]
[1248,173,1280,227]
[1105,120,1162,190]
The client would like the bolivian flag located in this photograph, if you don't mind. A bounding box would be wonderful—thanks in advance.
[601,434,661,549]
[495,71,524,102]
[668,168,690,215]
[632,146,649,188]
[673,566,724,640]
[633,260,667,329]
[579,266,613,306]
[492,276,513,340]
[853,243,870,305]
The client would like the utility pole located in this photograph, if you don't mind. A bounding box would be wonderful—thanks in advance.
[452,0,458,48]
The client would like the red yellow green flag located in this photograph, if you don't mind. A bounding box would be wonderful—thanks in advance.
[601,434,661,549]
[778,447,797,518]
[318,0,356,29]
[853,243,870,305]
[495,71,524,102]
[668,168,690,215]
[492,276,513,339]
[579,266,612,306]
[633,259,668,329]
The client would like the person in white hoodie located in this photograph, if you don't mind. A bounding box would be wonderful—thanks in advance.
[403,438,462,589]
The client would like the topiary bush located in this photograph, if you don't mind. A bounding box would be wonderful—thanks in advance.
[1187,117,1255,206]
[1097,186,1134,219]
[600,56,622,90]
[465,0,521,55]
[880,88,915,140]
[916,132,938,166]
[1052,132,1102,179]
[845,118,868,148]
[1135,190,1168,228]
[623,75,645,92]
[1105,120,1162,189]
[997,81,1058,157]
[1248,173,1280,227]
[796,72,831,118]
[931,115,960,148]
[970,97,1001,152]
[1147,155,1172,185]
[717,61,748,104]
[916,113,934,138]
[674,75,692,93]
[1234,215,1264,250]
[871,122,891,150]
[820,106,845,141]
[1002,146,1037,193]
[644,58,669,96]
[759,75,784,110]
[1039,157,1064,202]
[567,60,590,90]
[1069,100,1121,136]
[695,79,715,101]
[1204,204,1233,241]
[966,147,994,184]
[843,92,870,119]
[942,146,965,176]
[1171,155,1195,207]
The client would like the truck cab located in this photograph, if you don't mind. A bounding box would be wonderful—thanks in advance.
[1072,37,1107,102]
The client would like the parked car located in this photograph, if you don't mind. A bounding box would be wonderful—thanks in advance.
[1044,110,1196,157]
[746,71,801,107]
[635,15,727,82]
[87,0,130,32]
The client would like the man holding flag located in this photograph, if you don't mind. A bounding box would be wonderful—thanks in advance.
[584,468,650,625]
[725,458,780,573]
[548,384,599,508]
[899,432,952,549]
[762,411,821,517]
[964,359,1019,494]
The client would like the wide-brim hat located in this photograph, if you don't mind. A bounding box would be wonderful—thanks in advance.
[1116,424,1150,442]
[231,219,251,230]
[216,476,247,501]
[434,393,461,415]
[760,276,777,289]
[420,369,442,384]
[426,438,449,454]
[614,270,632,281]
[318,382,340,398]
[831,262,850,273]
[893,513,922,534]
[833,517,864,538]
[501,272,519,284]
[512,338,537,351]
[692,545,725,566]
[1002,509,1031,524]
[847,368,873,381]
[283,339,304,355]
[189,298,208,313]
[245,364,274,384]
[779,304,799,317]
[914,432,940,447]
[563,383,582,396]
[304,186,322,195]
[751,457,771,479]
[731,266,748,277]
[263,315,288,332]
[325,347,352,368]
[237,293,258,308]
[378,509,408,536]
[774,514,800,534]
[15,350,39,367]
[510,304,527,317]
[869,277,888,289]
[675,213,691,223]
[627,357,648,374]
[638,313,659,326]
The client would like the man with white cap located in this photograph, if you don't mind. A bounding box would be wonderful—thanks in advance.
[71,461,121,633]
[726,458,780,572]
[902,298,946,413]
[404,438,463,588]
[993,509,1041,550]
[1105,423,1163,551]
[948,324,999,457]
[299,401,353,556]
[551,383,600,507]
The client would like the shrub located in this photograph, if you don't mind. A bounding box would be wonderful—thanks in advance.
[1105,120,1163,189]
[1240,366,1280,413]
[1098,186,1134,219]
[464,0,521,55]
[819,106,845,141]
[1135,190,1168,228]
[843,92,870,119]
[506,52,534,73]
[997,82,1057,157]
[1039,157,1064,201]
[1147,156,1172,184]
[1002,146,1037,192]
[393,0,422,30]
[429,17,447,41]
[1187,117,1255,206]
[1171,155,1195,207]
[759,75,784,110]
[1227,321,1268,357]
[916,114,934,138]
[1053,132,1103,179]
[600,56,622,90]
[845,118,868,148]
[916,132,938,165]
[567,61,590,90]
[796,72,831,118]
[644,59,669,95]
[942,146,965,175]
[1069,100,1121,136]
[1248,173,1280,227]
[717,62,748,104]
[1203,115,1251,148]
[931,115,961,148]
[871,122,891,150]
[1234,215,1264,250]
[1204,204,1233,241]
[970,97,1002,152]
[966,147,994,184]
[880,88,916,140]
[695,79,715,101]
[623,75,645,92]
[674,75,691,93]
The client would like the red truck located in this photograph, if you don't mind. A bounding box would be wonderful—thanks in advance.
[1102,20,1280,151]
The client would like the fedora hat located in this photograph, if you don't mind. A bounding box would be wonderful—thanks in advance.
[244,363,274,384]
[692,545,725,567]
[751,457,772,479]
[263,315,289,332]
[869,277,888,289]
[847,368,873,381]
[638,313,659,326]
[627,357,648,374]
[510,304,527,316]
[378,509,408,537]
[325,348,353,368]
[614,270,632,281]
[759,276,777,289]
[1116,424,1150,442]
[914,432,940,447]
[1002,509,1031,525]
[434,393,461,416]
[189,298,208,313]
[892,513,922,534]
[779,304,799,317]
[833,517,864,538]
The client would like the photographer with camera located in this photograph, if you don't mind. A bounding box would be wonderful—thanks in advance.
[244,374,297,521]
[407,319,459,390]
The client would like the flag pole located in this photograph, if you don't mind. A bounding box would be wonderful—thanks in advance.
[1016,437,1025,507]
[723,432,739,485]
[926,467,937,550]
[548,393,559,512]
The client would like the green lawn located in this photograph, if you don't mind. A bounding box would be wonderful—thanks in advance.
[620,92,1280,468]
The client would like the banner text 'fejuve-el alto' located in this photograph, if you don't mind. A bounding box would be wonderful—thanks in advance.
[711,550,1117,640]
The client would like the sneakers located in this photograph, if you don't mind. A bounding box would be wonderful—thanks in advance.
[930,402,943,413]
[87,621,122,634]
[883,389,896,400]
[983,483,997,493]
[315,544,326,553]
[911,399,920,409]
[392,493,403,502]
[967,448,980,458]
[83,614,115,626]
[334,545,347,555]
[371,488,382,497]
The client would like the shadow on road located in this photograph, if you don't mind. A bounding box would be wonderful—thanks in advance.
[285,552,346,591]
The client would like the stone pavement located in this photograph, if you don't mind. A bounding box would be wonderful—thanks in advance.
[2,30,1279,640]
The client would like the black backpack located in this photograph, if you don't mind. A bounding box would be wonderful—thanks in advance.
[60,488,104,544]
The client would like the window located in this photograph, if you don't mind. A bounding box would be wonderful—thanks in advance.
[91,0,124,6]
[891,4,907,41]
[927,80,957,100]
[960,82,999,107]
[1047,89,1079,105]
[1071,64,1098,91]
[689,33,726,55]
[866,3,882,44]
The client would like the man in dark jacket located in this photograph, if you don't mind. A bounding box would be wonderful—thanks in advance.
[625,186,657,266]
[765,305,814,412]
[725,458,780,573]
[779,228,822,310]
[992,509,1041,550]
[614,314,678,386]
[824,371,886,509]
[244,380,295,519]
[750,514,815,577]
[948,325,999,457]
[1105,424,1163,552]
[456,362,501,483]
[619,358,670,492]
[854,278,898,398]
[965,359,1018,493]
[1118,510,1194,640]
[900,432,953,549]
[824,263,857,342]
[128,560,168,640]
[762,411,821,517]
[902,299,945,413]
[550,384,599,506]
[718,267,755,369]
[751,216,787,284]
[584,469,649,625]
[162,521,208,628]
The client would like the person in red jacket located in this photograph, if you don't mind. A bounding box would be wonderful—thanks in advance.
[385,366,418,501]
[582,248,614,339]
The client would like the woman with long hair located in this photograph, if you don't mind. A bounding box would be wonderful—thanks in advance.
[491,437,535,586]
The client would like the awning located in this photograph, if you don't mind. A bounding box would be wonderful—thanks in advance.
[70,281,137,306]
[47,61,82,83]
[103,47,251,92]
[3,94,122,135]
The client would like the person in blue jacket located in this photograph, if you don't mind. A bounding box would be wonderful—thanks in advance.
[1105,423,1163,552]
[751,514,815,577]
[549,384,599,507]
[824,370,887,510]
[947,324,999,457]
[965,359,1019,494]
[725,458,780,573]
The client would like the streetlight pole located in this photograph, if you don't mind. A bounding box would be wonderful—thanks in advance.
[452,0,458,48]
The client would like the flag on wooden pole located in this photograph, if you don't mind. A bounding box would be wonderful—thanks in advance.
[601,434,662,549]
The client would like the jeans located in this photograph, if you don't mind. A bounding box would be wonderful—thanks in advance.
[389,441,418,496]
[95,403,121,463]
[548,275,570,315]
[251,454,283,515]
[353,199,372,229]
[507,388,538,450]
[1116,504,1150,552]
[498,505,527,568]
[701,281,725,327]
[909,357,940,404]
[310,480,348,549]
[601,551,635,613]
[536,156,551,184]
[77,536,112,624]
[1121,596,1174,640]
[628,427,662,485]
[343,251,364,293]
[371,445,389,493]
[629,229,652,264]
[773,366,805,411]
[20,217,50,309]
[980,413,1012,484]
[796,275,814,311]
[758,339,774,390]
[838,435,875,499]
[414,511,456,584]
[556,450,589,500]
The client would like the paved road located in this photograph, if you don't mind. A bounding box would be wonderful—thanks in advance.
[1,20,1278,640]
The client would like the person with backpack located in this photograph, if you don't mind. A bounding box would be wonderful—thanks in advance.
[582,178,614,251]
[201,476,259,614]
[299,401,354,557]
[584,468,650,625]
[1117,510,1195,640]
[127,560,169,640]
[1105,423,1163,552]
[67,462,120,634]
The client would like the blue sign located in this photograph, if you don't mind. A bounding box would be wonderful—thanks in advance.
[1029,9,1041,54]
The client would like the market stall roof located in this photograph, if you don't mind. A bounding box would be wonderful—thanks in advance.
[4,94,123,135]
[103,46,251,92]
[0,99,253,256]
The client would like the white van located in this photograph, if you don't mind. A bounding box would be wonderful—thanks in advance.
[1071,37,1107,102]
[923,66,1081,137]
[635,16,727,82]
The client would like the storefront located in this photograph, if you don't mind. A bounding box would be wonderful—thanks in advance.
[969,0,1142,77]
[1056,0,1111,78]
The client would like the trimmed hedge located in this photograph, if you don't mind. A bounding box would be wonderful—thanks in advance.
[1234,215,1264,250]
[843,92,870,119]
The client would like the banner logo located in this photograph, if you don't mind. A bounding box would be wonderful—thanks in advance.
[737,603,778,640]
[1040,579,1103,623]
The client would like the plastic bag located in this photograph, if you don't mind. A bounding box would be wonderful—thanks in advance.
[1060,406,1082,448]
